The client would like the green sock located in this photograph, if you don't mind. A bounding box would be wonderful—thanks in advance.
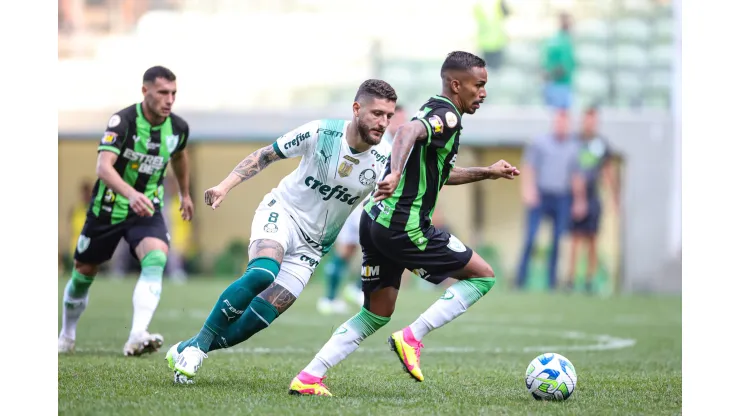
[208,296,279,351]
[187,257,280,353]
[64,270,95,300]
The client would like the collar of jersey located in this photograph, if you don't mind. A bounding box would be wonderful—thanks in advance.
[432,95,462,118]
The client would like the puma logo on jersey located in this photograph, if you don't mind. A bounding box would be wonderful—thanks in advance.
[319,150,331,164]
[304,176,360,204]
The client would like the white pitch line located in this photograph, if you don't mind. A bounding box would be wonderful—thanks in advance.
[69,331,635,355]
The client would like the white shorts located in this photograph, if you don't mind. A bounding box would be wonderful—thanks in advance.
[249,193,323,299]
[335,205,363,246]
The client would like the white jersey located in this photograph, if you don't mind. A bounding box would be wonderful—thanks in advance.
[270,119,391,253]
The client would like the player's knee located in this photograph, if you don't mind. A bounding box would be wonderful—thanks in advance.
[74,261,98,277]
[245,257,281,286]
[141,249,168,268]
[466,277,496,296]
[467,261,494,279]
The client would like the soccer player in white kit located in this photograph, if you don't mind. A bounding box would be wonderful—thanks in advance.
[165,80,397,384]
[317,105,408,315]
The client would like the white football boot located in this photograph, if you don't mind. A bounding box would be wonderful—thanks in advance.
[123,331,164,356]
[173,346,208,384]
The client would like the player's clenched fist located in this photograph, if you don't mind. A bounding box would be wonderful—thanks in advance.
[127,191,155,217]
[204,186,228,209]
[373,171,401,202]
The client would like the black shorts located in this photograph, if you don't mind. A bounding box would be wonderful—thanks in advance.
[359,210,473,293]
[571,198,602,235]
[73,211,170,265]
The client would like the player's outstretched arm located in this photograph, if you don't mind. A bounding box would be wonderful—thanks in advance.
[374,120,427,202]
[97,151,154,216]
[204,144,281,209]
[446,159,521,186]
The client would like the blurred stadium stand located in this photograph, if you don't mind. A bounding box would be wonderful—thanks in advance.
[58,0,680,294]
[58,0,675,112]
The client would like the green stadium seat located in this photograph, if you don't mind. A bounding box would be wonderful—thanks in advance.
[613,70,643,103]
[653,17,674,42]
[573,19,611,44]
[575,43,612,71]
[575,69,610,102]
[613,18,652,44]
[648,43,674,70]
[504,42,540,70]
[613,44,649,70]
[618,0,656,17]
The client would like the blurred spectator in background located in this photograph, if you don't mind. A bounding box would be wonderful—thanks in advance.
[64,180,94,270]
[541,13,577,109]
[565,107,620,293]
[473,0,510,73]
[516,110,586,291]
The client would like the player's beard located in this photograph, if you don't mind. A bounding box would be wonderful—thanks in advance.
[358,120,382,146]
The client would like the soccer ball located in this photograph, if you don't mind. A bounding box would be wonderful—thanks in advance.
[525,353,577,401]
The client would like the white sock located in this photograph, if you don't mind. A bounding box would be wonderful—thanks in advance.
[60,295,88,340]
[130,265,163,338]
[304,309,389,377]
[408,280,485,341]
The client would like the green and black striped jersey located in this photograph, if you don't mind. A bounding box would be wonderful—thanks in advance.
[366,95,462,235]
[89,103,189,224]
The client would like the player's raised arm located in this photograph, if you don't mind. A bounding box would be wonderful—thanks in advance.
[96,116,155,217]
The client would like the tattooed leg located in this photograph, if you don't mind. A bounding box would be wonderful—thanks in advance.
[249,238,285,263]
[179,241,283,354]
[209,282,296,351]
[258,282,297,315]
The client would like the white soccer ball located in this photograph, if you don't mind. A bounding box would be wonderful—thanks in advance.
[524,353,578,401]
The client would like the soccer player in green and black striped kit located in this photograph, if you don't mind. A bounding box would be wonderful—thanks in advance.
[58,66,194,356]
[290,52,521,396]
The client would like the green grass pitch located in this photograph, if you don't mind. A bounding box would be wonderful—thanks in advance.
[58,276,681,415]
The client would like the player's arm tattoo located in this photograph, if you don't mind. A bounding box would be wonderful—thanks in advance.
[257,282,297,315]
[249,239,285,263]
[446,166,493,185]
[389,120,428,174]
[232,145,281,182]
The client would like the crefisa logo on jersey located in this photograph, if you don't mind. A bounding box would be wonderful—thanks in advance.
[284,131,311,150]
[304,176,360,205]
[370,149,388,165]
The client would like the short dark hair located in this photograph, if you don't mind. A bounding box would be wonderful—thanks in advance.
[395,104,405,112]
[354,79,397,102]
[440,51,486,77]
[143,66,176,83]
